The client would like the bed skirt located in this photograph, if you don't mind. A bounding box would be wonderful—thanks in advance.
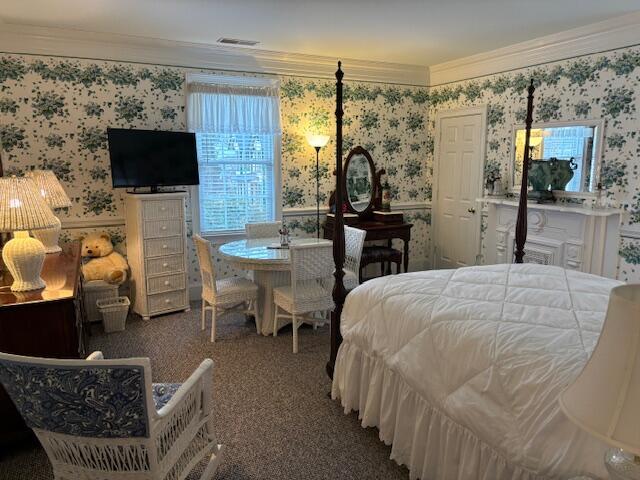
[331,341,549,480]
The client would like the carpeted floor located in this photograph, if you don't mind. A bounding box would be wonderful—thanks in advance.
[0,303,408,479]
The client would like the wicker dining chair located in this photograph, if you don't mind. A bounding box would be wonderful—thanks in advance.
[193,235,259,342]
[245,221,282,239]
[344,226,367,290]
[0,350,224,480]
[272,242,334,353]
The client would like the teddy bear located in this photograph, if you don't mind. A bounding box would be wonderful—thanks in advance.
[81,233,129,285]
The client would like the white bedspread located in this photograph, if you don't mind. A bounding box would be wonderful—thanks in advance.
[332,264,621,479]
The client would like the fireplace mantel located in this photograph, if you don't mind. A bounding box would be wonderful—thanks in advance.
[479,197,621,278]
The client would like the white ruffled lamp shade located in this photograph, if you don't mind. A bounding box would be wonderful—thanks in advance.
[25,170,71,254]
[0,177,58,291]
[559,284,640,479]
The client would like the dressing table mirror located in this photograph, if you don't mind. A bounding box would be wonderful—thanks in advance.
[510,119,605,198]
[340,146,384,217]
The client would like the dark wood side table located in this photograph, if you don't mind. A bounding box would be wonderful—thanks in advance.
[0,241,85,447]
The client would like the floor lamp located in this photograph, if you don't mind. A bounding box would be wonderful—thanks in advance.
[306,134,330,238]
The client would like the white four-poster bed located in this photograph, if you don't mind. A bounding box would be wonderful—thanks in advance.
[327,62,621,479]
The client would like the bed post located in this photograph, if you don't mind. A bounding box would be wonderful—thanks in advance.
[514,79,535,264]
[327,61,346,380]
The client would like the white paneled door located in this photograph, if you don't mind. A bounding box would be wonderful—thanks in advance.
[434,109,485,269]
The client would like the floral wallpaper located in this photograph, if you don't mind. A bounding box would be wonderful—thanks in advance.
[5,42,637,289]
[0,53,431,288]
[427,45,640,282]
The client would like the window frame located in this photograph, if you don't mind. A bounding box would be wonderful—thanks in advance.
[187,74,282,239]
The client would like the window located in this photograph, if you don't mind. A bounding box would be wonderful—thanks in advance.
[196,133,275,233]
[187,75,281,235]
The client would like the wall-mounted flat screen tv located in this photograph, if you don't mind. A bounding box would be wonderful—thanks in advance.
[107,128,199,188]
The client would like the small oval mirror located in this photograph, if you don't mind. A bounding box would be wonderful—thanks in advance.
[345,151,374,213]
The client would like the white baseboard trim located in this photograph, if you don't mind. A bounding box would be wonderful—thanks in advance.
[429,12,640,85]
[0,23,428,86]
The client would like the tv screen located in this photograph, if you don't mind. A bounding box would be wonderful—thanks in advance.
[107,128,199,188]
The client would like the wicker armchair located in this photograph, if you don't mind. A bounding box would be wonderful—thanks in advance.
[0,350,224,480]
[344,226,366,290]
[245,221,282,239]
[273,242,334,353]
[193,235,259,342]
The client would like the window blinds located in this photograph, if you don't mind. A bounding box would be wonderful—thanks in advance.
[196,133,275,234]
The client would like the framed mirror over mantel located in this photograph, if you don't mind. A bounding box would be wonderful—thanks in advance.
[509,119,605,199]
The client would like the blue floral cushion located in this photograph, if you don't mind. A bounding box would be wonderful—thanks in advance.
[152,383,181,410]
[0,360,149,438]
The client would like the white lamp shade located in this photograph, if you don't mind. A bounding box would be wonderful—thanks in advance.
[0,177,58,232]
[559,284,640,456]
[25,169,72,209]
[306,134,330,149]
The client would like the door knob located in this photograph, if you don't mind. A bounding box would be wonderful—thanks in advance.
[468,208,476,214]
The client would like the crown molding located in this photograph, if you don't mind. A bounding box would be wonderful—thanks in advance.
[429,12,640,86]
[0,23,428,86]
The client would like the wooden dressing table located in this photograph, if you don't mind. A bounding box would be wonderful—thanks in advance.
[324,146,413,277]
[0,241,85,446]
[323,215,412,273]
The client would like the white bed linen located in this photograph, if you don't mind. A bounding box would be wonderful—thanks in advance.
[332,264,622,479]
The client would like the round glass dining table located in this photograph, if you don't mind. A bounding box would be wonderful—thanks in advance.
[218,237,332,335]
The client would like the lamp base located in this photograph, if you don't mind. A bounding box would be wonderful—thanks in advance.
[1,231,46,292]
[606,449,640,480]
[31,216,62,254]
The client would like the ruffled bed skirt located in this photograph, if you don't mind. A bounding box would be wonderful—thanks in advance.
[331,341,550,480]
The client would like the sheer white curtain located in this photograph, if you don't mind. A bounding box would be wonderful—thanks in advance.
[187,80,281,134]
[187,76,282,235]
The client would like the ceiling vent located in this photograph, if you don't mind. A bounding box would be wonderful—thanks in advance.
[217,37,260,47]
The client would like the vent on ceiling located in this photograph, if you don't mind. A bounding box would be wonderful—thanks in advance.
[217,37,259,47]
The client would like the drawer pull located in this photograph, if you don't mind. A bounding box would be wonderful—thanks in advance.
[164,280,170,286]
[161,225,167,231]
[161,207,167,211]
[162,262,169,267]
[165,299,172,304]
[162,244,168,249]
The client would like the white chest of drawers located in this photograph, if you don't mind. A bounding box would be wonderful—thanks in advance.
[125,192,190,320]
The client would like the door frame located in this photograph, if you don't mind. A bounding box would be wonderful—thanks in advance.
[432,105,488,269]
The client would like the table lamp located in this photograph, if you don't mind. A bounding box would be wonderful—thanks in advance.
[306,134,330,239]
[0,177,58,291]
[26,169,72,253]
[559,284,640,480]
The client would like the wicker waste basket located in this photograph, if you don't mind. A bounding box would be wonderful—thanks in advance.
[97,296,130,333]
[83,280,119,323]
